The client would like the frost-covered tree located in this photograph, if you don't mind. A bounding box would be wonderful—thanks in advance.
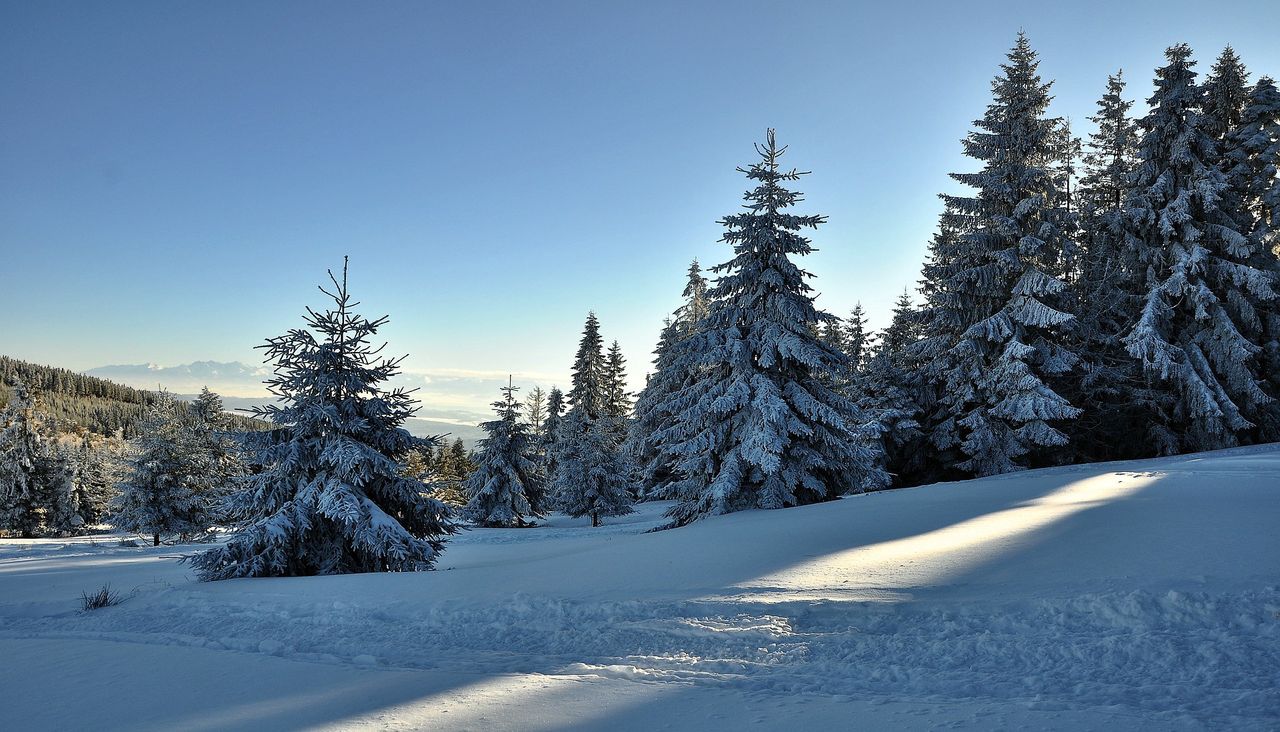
[551,314,636,518]
[653,130,886,526]
[1120,44,1278,450]
[525,385,547,440]
[1224,77,1280,257]
[843,303,869,373]
[543,387,565,453]
[1066,70,1169,458]
[1222,77,1280,436]
[110,392,219,546]
[680,260,711,332]
[463,379,545,527]
[72,436,123,528]
[1201,46,1250,144]
[552,408,633,526]
[626,320,687,498]
[925,33,1082,477]
[0,381,77,537]
[603,341,632,419]
[567,313,606,420]
[189,387,244,506]
[858,294,923,486]
[191,261,455,579]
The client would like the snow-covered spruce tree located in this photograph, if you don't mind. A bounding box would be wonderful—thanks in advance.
[653,130,886,526]
[1201,46,1250,144]
[1120,44,1278,451]
[909,208,974,480]
[110,391,219,546]
[525,385,547,441]
[542,386,565,467]
[1223,77,1280,436]
[0,381,77,537]
[843,303,869,374]
[1224,77,1280,257]
[567,312,607,420]
[72,436,123,528]
[603,341,632,419]
[680,259,711,333]
[1066,70,1168,458]
[552,407,633,526]
[551,314,635,523]
[191,261,455,579]
[462,379,545,527]
[625,319,682,499]
[858,293,924,486]
[927,33,1083,477]
[189,387,245,512]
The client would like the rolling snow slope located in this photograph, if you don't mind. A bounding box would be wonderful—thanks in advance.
[1,446,1278,730]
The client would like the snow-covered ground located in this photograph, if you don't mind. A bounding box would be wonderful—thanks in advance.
[2,446,1278,731]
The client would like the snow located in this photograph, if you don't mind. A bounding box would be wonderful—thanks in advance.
[3,445,1279,730]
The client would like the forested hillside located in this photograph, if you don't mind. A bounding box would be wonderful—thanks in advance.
[0,356,267,437]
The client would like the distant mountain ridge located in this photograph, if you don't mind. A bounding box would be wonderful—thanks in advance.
[86,361,270,396]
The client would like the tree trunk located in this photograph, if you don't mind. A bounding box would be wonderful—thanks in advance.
[153,532,160,547]
[591,511,599,528]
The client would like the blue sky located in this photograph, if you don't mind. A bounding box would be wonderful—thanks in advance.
[3,1,1278,415]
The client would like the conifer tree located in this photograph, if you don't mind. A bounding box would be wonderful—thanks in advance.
[1201,46,1250,143]
[858,294,923,485]
[110,392,218,546]
[603,341,632,419]
[72,436,122,528]
[551,314,637,518]
[0,381,77,537]
[653,130,886,526]
[1222,77,1280,435]
[925,33,1082,476]
[567,313,606,420]
[543,387,565,454]
[192,261,455,578]
[1224,77,1280,258]
[552,408,634,526]
[625,319,683,498]
[1120,44,1277,450]
[679,259,711,334]
[463,379,545,527]
[525,385,547,439]
[844,304,869,373]
[1068,70,1167,457]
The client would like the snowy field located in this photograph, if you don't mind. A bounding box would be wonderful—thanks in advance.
[2,446,1278,731]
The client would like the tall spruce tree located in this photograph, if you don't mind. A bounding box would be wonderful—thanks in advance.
[463,379,545,527]
[192,261,455,578]
[1201,46,1250,144]
[603,341,632,419]
[679,259,711,333]
[844,304,869,373]
[567,313,606,420]
[925,33,1082,477]
[625,319,684,499]
[551,313,636,520]
[653,130,885,526]
[858,294,924,486]
[1222,77,1280,436]
[552,408,634,526]
[1068,70,1168,457]
[1120,44,1277,450]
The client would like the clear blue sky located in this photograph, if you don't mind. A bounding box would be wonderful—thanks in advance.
[3,1,1278,406]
